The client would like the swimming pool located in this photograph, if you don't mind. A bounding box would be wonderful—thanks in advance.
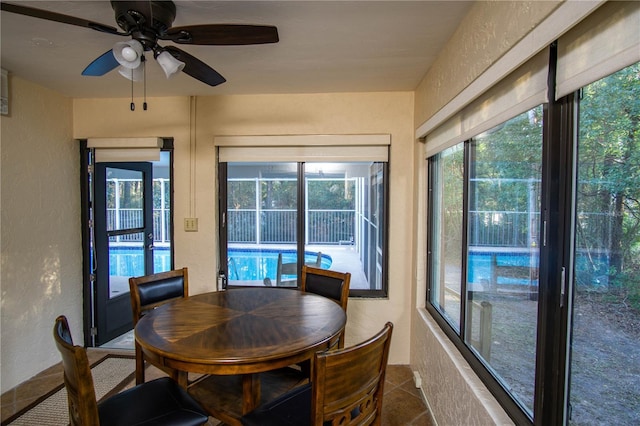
[109,247,172,277]
[467,249,539,287]
[108,247,331,282]
[227,248,332,282]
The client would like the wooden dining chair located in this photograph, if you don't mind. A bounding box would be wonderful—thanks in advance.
[53,315,209,426]
[240,322,394,426]
[129,267,189,384]
[300,265,351,348]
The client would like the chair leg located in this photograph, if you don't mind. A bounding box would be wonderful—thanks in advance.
[135,343,145,385]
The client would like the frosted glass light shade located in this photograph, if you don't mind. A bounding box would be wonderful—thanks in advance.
[118,65,144,81]
[113,40,143,69]
[156,51,185,78]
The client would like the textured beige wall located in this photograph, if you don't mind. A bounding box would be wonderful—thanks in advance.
[414,0,560,126]
[74,91,415,365]
[1,77,81,392]
[413,311,514,425]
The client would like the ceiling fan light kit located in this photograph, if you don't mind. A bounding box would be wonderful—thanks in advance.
[1,0,279,108]
[155,50,185,79]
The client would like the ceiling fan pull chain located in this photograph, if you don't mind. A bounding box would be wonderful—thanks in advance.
[143,55,148,111]
[130,69,135,111]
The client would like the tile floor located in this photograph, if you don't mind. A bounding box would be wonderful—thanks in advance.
[1,347,434,426]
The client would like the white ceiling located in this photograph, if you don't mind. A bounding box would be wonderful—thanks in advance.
[1,1,473,98]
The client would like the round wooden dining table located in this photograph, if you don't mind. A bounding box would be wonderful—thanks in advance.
[134,287,346,420]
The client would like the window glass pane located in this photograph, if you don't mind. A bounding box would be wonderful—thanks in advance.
[108,234,144,298]
[225,161,387,293]
[429,144,464,332]
[226,163,298,286]
[570,62,640,425]
[106,168,143,231]
[467,106,543,414]
[305,162,385,291]
[152,151,171,272]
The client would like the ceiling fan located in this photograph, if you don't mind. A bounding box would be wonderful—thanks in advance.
[0,1,279,87]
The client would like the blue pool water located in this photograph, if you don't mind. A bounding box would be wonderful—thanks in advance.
[110,246,607,288]
[109,247,331,281]
[109,247,172,277]
[227,249,332,281]
[467,249,539,287]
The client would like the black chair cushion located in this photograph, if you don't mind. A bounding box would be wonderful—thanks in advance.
[305,274,344,303]
[98,377,208,426]
[241,383,312,426]
[138,276,185,307]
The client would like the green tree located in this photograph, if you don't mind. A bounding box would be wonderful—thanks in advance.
[578,63,640,306]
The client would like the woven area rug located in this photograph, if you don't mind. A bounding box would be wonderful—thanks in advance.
[4,355,136,425]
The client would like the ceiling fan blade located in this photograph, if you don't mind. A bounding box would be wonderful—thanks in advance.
[163,46,226,86]
[0,2,121,35]
[82,50,120,76]
[164,24,279,45]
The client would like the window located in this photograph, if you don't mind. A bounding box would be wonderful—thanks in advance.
[429,144,464,332]
[426,61,639,424]
[429,107,543,415]
[219,154,388,297]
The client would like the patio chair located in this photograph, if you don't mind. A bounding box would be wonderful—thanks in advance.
[53,315,208,426]
[240,322,393,426]
[276,251,322,286]
[129,267,189,384]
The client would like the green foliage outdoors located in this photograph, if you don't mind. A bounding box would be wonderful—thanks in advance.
[106,180,143,209]
[307,180,355,210]
[228,179,356,211]
[578,63,640,310]
[438,63,639,310]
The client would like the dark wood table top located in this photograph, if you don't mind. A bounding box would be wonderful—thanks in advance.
[135,287,347,376]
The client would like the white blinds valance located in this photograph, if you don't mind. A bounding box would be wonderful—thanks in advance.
[415,1,603,142]
[88,137,163,162]
[216,134,390,162]
[556,1,640,100]
[425,49,549,158]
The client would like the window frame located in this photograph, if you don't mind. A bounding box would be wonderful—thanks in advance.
[426,140,539,425]
[218,159,389,299]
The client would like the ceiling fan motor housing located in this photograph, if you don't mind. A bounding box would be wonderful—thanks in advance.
[111,1,176,45]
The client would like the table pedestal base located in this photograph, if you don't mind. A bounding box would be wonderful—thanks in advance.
[188,368,307,426]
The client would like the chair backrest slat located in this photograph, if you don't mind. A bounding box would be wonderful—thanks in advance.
[53,315,100,426]
[312,322,393,425]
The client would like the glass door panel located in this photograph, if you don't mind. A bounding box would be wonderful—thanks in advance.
[304,162,386,291]
[108,233,145,298]
[94,162,153,344]
[152,152,172,272]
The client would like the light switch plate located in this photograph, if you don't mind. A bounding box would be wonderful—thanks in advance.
[184,218,198,232]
